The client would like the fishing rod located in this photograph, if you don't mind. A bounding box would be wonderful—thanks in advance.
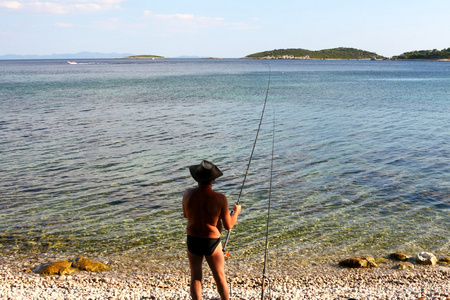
[261,107,275,299]
[223,64,271,256]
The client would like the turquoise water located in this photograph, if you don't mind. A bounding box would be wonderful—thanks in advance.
[0,59,448,264]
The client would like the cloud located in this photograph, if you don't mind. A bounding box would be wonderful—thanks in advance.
[0,0,125,14]
[144,10,257,32]
[144,10,225,25]
[54,22,73,27]
[144,11,192,19]
[92,17,120,29]
[0,1,24,9]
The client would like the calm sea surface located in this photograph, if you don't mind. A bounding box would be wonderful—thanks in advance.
[0,58,448,265]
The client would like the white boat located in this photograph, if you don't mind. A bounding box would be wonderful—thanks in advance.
[67,61,77,64]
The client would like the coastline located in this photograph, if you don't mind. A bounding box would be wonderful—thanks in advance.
[1,254,448,299]
[120,55,166,59]
[242,57,450,61]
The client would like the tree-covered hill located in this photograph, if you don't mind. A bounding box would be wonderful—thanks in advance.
[122,55,165,59]
[392,48,450,60]
[245,47,385,60]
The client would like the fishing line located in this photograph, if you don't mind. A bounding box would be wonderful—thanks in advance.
[261,106,275,299]
[223,63,271,254]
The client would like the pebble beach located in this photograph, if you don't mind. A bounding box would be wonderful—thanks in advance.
[1,254,449,300]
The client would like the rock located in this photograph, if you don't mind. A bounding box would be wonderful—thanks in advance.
[395,262,415,270]
[375,257,389,263]
[71,257,110,272]
[33,261,78,276]
[339,256,378,268]
[388,252,410,261]
[415,252,438,266]
[438,257,450,266]
[31,257,109,275]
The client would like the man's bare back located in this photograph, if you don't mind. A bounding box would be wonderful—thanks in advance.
[183,183,240,239]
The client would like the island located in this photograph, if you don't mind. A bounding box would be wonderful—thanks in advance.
[244,47,450,61]
[244,47,386,60]
[392,48,450,60]
[121,55,165,59]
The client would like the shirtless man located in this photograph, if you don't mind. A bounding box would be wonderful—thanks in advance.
[183,160,241,300]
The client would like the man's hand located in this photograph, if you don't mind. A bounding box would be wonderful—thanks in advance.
[232,204,241,216]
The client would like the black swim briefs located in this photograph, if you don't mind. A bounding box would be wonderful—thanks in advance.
[187,235,221,256]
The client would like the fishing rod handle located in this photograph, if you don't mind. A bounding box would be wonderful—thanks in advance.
[222,208,236,252]
[223,230,231,251]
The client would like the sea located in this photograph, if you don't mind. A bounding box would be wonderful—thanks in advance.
[0,58,448,267]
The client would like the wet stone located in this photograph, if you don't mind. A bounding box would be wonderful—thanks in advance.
[32,257,110,276]
[438,257,450,266]
[388,252,410,261]
[70,257,110,272]
[375,257,389,263]
[33,261,77,276]
[415,252,438,266]
[339,256,378,268]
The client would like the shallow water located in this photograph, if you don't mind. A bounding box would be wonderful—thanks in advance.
[0,58,448,263]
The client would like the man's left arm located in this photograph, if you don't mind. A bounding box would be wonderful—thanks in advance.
[182,191,187,218]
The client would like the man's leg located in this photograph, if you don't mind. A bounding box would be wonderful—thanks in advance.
[187,250,204,300]
[206,243,229,300]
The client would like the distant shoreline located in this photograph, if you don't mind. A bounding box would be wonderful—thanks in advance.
[1,56,448,61]
[1,47,449,60]
[243,57,450,61]
[244,47,450,61]
[121,55,165,59]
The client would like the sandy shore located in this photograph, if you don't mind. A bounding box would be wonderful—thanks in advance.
[1,255,449,300]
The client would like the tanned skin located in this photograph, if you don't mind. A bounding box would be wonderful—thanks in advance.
[183,181,241,300]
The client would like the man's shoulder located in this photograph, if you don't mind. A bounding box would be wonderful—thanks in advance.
[183,187,196,198]
[184,187,195,193]
[184,186,226,199]
[211,190,227,201]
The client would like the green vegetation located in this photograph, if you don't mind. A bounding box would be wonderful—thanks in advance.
[245,47,385,60]
[392,48,450,60]
[123,55,165,59]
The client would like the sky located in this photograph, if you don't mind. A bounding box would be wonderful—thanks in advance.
[1,0,449,58]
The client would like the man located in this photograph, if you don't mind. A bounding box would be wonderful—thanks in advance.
[183,160,241,300]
